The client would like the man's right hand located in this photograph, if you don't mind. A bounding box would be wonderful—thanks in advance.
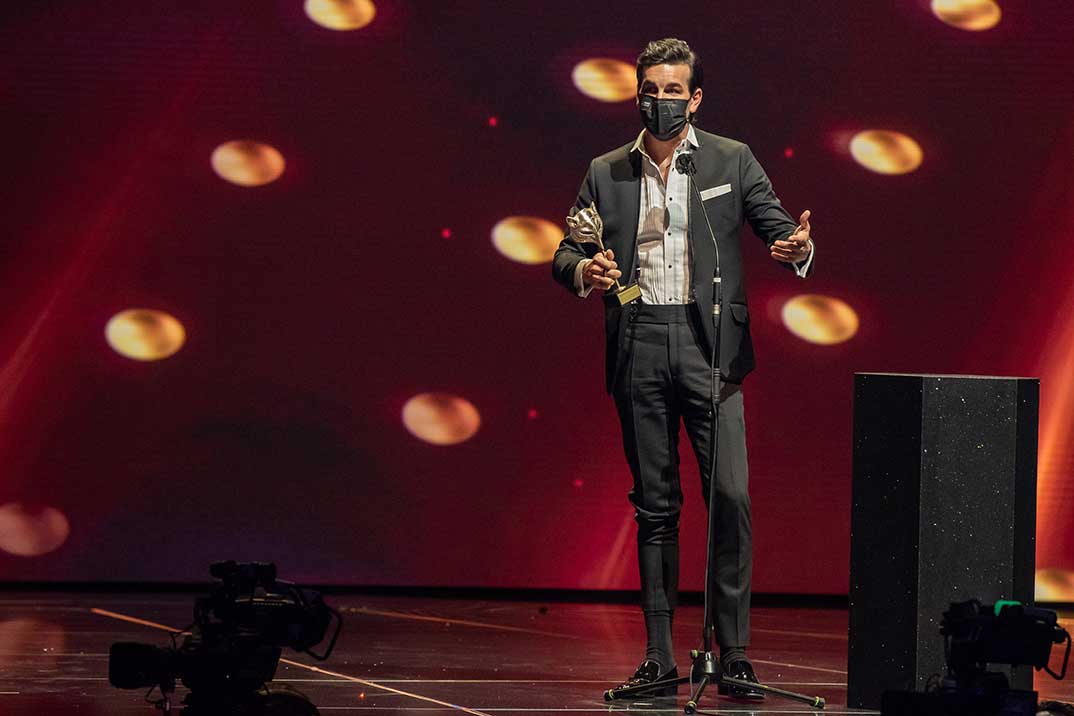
[581,249,621,290]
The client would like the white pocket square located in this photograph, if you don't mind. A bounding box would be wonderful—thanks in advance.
[700,183,732,201]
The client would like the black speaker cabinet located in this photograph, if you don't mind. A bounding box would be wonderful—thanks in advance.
[848,373,1039,709]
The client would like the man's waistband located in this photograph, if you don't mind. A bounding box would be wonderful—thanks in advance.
[630,302,697,324]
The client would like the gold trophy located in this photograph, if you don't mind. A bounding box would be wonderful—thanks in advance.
[566,203,642,305]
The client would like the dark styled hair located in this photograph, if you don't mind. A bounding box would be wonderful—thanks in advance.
[636,38,704,94]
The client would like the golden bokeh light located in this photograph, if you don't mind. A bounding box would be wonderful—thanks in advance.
[0,503,70,557]
[105,309,186,361]
[305,0,376,30]
[1036,568,1074,602]
[491,216,562,264]
[572,59,637,102]
[850,130,924,175]
[402,393,481,446]
[781,294,860,345]
[931,0,1001,31]
[211,140,285,187]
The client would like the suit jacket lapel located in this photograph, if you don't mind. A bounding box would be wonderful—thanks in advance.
[607,149,642,283]
[689,141,716,310]
[626,150,642,279]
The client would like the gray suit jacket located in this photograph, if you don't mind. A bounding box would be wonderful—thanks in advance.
[552,127,809,393]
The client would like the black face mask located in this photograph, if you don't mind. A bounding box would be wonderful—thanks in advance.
[638,94,690,141]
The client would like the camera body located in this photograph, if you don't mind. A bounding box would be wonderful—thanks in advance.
[941,599,1064,687]
[109,561,340,710]
[881,600,1070,716]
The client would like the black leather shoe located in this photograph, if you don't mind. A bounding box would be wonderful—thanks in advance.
[603,659,679,701]
[717,659,764,701]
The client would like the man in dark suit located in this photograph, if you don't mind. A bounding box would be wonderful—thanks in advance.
[552,38,814,700]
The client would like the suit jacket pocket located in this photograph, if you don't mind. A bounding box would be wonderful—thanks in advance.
[729,302,748,323]
[700,183,732,201]
[722,302,754,383]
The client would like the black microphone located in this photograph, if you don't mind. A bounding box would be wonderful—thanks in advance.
[675,153,696,176]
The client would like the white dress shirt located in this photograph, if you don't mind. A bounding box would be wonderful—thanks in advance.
[574,126,813,299]
[633,127,696,303]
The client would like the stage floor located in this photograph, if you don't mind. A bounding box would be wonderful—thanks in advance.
[1,592,1071,715]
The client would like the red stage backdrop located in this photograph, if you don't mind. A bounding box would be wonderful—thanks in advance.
[1,1,1073,598]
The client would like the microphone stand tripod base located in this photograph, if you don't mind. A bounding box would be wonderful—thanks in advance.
[684,649,720,715]
[683,648,827,713]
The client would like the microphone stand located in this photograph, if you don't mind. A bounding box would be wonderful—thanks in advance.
[664,153,829,713]
[681,151,725,715]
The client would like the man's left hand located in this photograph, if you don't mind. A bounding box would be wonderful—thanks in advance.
[770,209,812,263]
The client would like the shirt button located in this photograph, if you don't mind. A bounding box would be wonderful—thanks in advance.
[668,264,673,268]
[668,196,673,201]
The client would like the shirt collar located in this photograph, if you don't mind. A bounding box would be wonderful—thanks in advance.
[630,124,701,157]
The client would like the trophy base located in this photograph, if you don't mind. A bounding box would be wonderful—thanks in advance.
[612,283,642,305]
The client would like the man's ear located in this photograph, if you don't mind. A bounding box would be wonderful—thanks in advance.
[690,87,703,115]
